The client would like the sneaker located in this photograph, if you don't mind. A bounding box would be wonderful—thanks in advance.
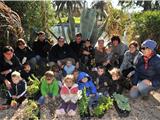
[68,110,76,116]
[56,108,65,115]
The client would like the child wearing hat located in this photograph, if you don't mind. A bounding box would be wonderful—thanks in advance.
[38,71,59,106]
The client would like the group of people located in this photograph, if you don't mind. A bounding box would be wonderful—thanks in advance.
[0,31,160,116]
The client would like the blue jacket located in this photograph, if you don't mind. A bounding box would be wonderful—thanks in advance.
[77,72,97,96]
[132,54,160,88]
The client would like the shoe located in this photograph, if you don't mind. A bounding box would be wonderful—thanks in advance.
[56,108,65,115]
[68,110,76,116]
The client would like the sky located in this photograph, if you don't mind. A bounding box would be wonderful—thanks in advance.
[87,0,143,13]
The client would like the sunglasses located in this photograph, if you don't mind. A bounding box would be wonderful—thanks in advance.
[141,47,148,50]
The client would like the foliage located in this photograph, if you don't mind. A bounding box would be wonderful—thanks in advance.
[23,100,39,120]
[27,74,40,97]
[132,11,160,44]
[113,93,131,111]
[118,0,160,11]
[93,96,113,117]
[78,88,89,116]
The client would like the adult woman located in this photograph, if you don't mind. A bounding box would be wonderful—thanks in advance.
[0,46,22,89]
[120,41,142,78]
[15,38,37,70]
[95,39,106,66]
[130,39,160,99]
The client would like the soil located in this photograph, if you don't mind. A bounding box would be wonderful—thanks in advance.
[0,90,160,120]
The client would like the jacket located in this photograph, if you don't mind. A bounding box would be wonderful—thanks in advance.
[8,79,27,98]
[120,50,142,71]
[49,43,76,62]
[41,78,59,96]
[132,54,160,88]
[60,83,79,103]
[77,72,97,96]
[15,46,35,63]
[32,40,51,58]
[0,54,22,82]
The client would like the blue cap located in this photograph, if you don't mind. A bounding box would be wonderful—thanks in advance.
[142,39,157,51]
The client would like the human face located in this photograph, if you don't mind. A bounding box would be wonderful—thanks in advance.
[98,40,104,48]
[38,34,45,42]
[76,36,81,44]
[112,40,119,47]
[141,47,153,57]
[112,74,120,81]
[12,76,21,84]
[24,65,31,73]
[97,68,104,76]
[3,51,14,61]
[85,41,91,47]
[66,61,72,67]
[45,75,53,84]
[81,77,88,83]
[58,38,65,47]
[65,78,73,87]
[73,71,79,80]
[18,42,26,49]
[129,45,137,54]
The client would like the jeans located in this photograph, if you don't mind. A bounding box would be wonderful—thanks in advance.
[60,101,77,112]
[38,93,52,105]
[130,80,153,99]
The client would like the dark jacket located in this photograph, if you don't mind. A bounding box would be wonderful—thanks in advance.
[8,79,27,98]
[70,41,84,61]
[0,54,22,82]
[49,43,76,62]
[21,70,33,82]
[77,72,97,96]
[132,54,160,88]
[80,46,95,65]
[15,46,35,63]
[32,40,51,58]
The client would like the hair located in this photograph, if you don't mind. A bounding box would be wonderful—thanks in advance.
[37,31,45,36]
[58,36,64,41]
[2,46,14,53]
[44,71,54,77]
[11,71,21,78]
[109,68,121,77]
[63,74,75,83]
[52,64,60,72]
[17,38,26,46]
[111,35,121,43]
[23,62,30,68]
[98,39,104,43]
[97,66,105,71]
[129,40,139,48]
[76,32,82,37]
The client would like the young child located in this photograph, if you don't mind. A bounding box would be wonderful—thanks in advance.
[21,62,33,83]
[108,68,127,95]
[94,66,110,96]
[38,71,59,106]
[7,71,27,107]
[56,75,79,116]
[63,60,75,75]
[77,72,98,110]
[80,40,94,70]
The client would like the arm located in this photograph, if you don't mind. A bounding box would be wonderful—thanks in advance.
[52,80,59,96]
[120,51,129,71]
[17,80,27,98]
[41,79,47,97]
[89,80,97,94]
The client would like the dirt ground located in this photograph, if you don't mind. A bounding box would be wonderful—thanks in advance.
[0,90,160,120]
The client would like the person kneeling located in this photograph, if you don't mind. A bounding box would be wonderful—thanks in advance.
[38,71,59,106]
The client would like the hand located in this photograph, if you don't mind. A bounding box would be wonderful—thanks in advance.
[22,57,27,64]
[83,51,90,55]
[12,95,17,99]
[1,69,12,76]
[143,79,152,86]
[57,60,62,67]
[76,62,79,69]
[4,80,11,89]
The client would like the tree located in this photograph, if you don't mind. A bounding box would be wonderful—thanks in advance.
[119,0,160,11]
